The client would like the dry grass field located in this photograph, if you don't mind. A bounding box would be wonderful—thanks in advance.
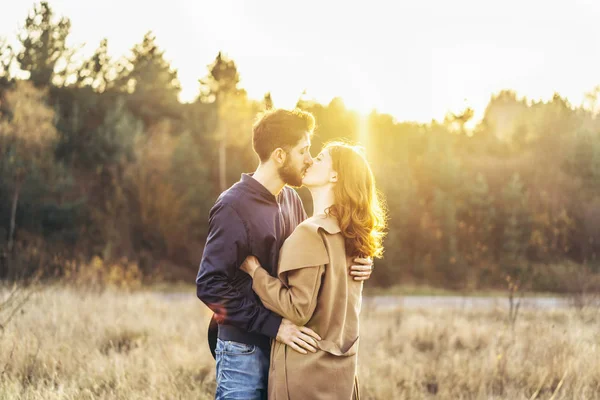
[1,286,599,399]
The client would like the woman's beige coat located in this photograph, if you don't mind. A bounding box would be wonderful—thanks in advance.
[249,214,362,400]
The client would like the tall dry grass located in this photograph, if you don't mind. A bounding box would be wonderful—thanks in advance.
[1,287,599,399]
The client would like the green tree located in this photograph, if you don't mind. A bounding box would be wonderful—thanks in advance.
[75,39,111,92]
[501,173,528,271]
[564,130,600,267]
[119,32,182,126]
[170,131,214,256]
[480,90,528,143]
[0,81,58,251]
[566,130,600,196]
[444,107,474,135]
[198,52,241,104]
[92,96,142,166]
[199,52,254,193]
[584,85,600,115]
[86,96,144,259]
[0,37,15,91]
[16,2,72,88]
[377,161,417,286]
[433,188,460,284]
[263,92,274,110]
[459,172,496,284]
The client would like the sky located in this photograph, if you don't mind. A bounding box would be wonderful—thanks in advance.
[1,0,599,123]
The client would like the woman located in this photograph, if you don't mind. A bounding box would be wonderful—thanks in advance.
[239,141,387,399]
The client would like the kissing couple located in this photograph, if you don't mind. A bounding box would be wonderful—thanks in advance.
[196,108,386,399]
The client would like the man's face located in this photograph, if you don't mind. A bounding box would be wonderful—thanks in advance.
[278,134,313,187]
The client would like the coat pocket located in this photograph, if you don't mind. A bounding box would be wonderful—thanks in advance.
[317,336,359,356]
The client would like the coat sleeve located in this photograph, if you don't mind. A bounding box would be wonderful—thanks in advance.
[250,223,329,326]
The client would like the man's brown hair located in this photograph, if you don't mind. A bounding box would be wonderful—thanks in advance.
[252,108,316,162]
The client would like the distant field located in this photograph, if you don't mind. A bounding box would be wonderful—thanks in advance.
[149,281,568,298]
[1,286,599,399]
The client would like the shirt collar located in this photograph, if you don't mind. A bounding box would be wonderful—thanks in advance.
[241,173,280,203]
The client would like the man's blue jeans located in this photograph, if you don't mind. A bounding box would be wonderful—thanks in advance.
[215,338,270,400]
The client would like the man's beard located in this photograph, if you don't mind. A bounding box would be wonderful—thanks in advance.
[278,159,305,187]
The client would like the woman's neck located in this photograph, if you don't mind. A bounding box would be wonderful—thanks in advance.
[309,186,335,217]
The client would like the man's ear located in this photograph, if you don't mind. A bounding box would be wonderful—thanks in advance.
[272,148,287,165]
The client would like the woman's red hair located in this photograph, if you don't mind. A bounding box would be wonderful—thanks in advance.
[324,141,387,259]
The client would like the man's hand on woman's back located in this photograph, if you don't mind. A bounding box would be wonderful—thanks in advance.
[350,257,374,281]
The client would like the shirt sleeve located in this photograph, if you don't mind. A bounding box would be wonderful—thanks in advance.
[196,201,282,338]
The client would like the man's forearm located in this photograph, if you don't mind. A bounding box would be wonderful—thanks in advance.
[196,274,282,338]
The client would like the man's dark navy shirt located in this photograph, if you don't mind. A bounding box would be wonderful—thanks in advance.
[196,173,307,351]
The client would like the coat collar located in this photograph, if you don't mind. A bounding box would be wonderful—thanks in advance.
[309,213,341,234]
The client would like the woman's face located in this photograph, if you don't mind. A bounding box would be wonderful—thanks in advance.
[302,148,336,188]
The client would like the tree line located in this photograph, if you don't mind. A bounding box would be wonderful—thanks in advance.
[1,2,600,292]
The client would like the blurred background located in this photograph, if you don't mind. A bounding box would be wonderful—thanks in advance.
[1,0,600,294]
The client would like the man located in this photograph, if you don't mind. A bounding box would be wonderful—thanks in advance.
[196,108,373,399]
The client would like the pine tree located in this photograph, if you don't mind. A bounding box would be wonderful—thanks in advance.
[198,52,253,193]
[0,38,15,91]
[93,96,143,166]
[263,92,273,110]
[170,131,214,241]
[462,172,495,268]
[16,2,71,88]
[75,39,111,92]
[0,81,58,251]
[198,52,241,103]
[501,173,528,275]
[120,32,182,126]
[433,188,460,284]
[376,159,416,286]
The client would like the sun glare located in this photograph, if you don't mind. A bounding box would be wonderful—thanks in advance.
[357,112,370,151]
